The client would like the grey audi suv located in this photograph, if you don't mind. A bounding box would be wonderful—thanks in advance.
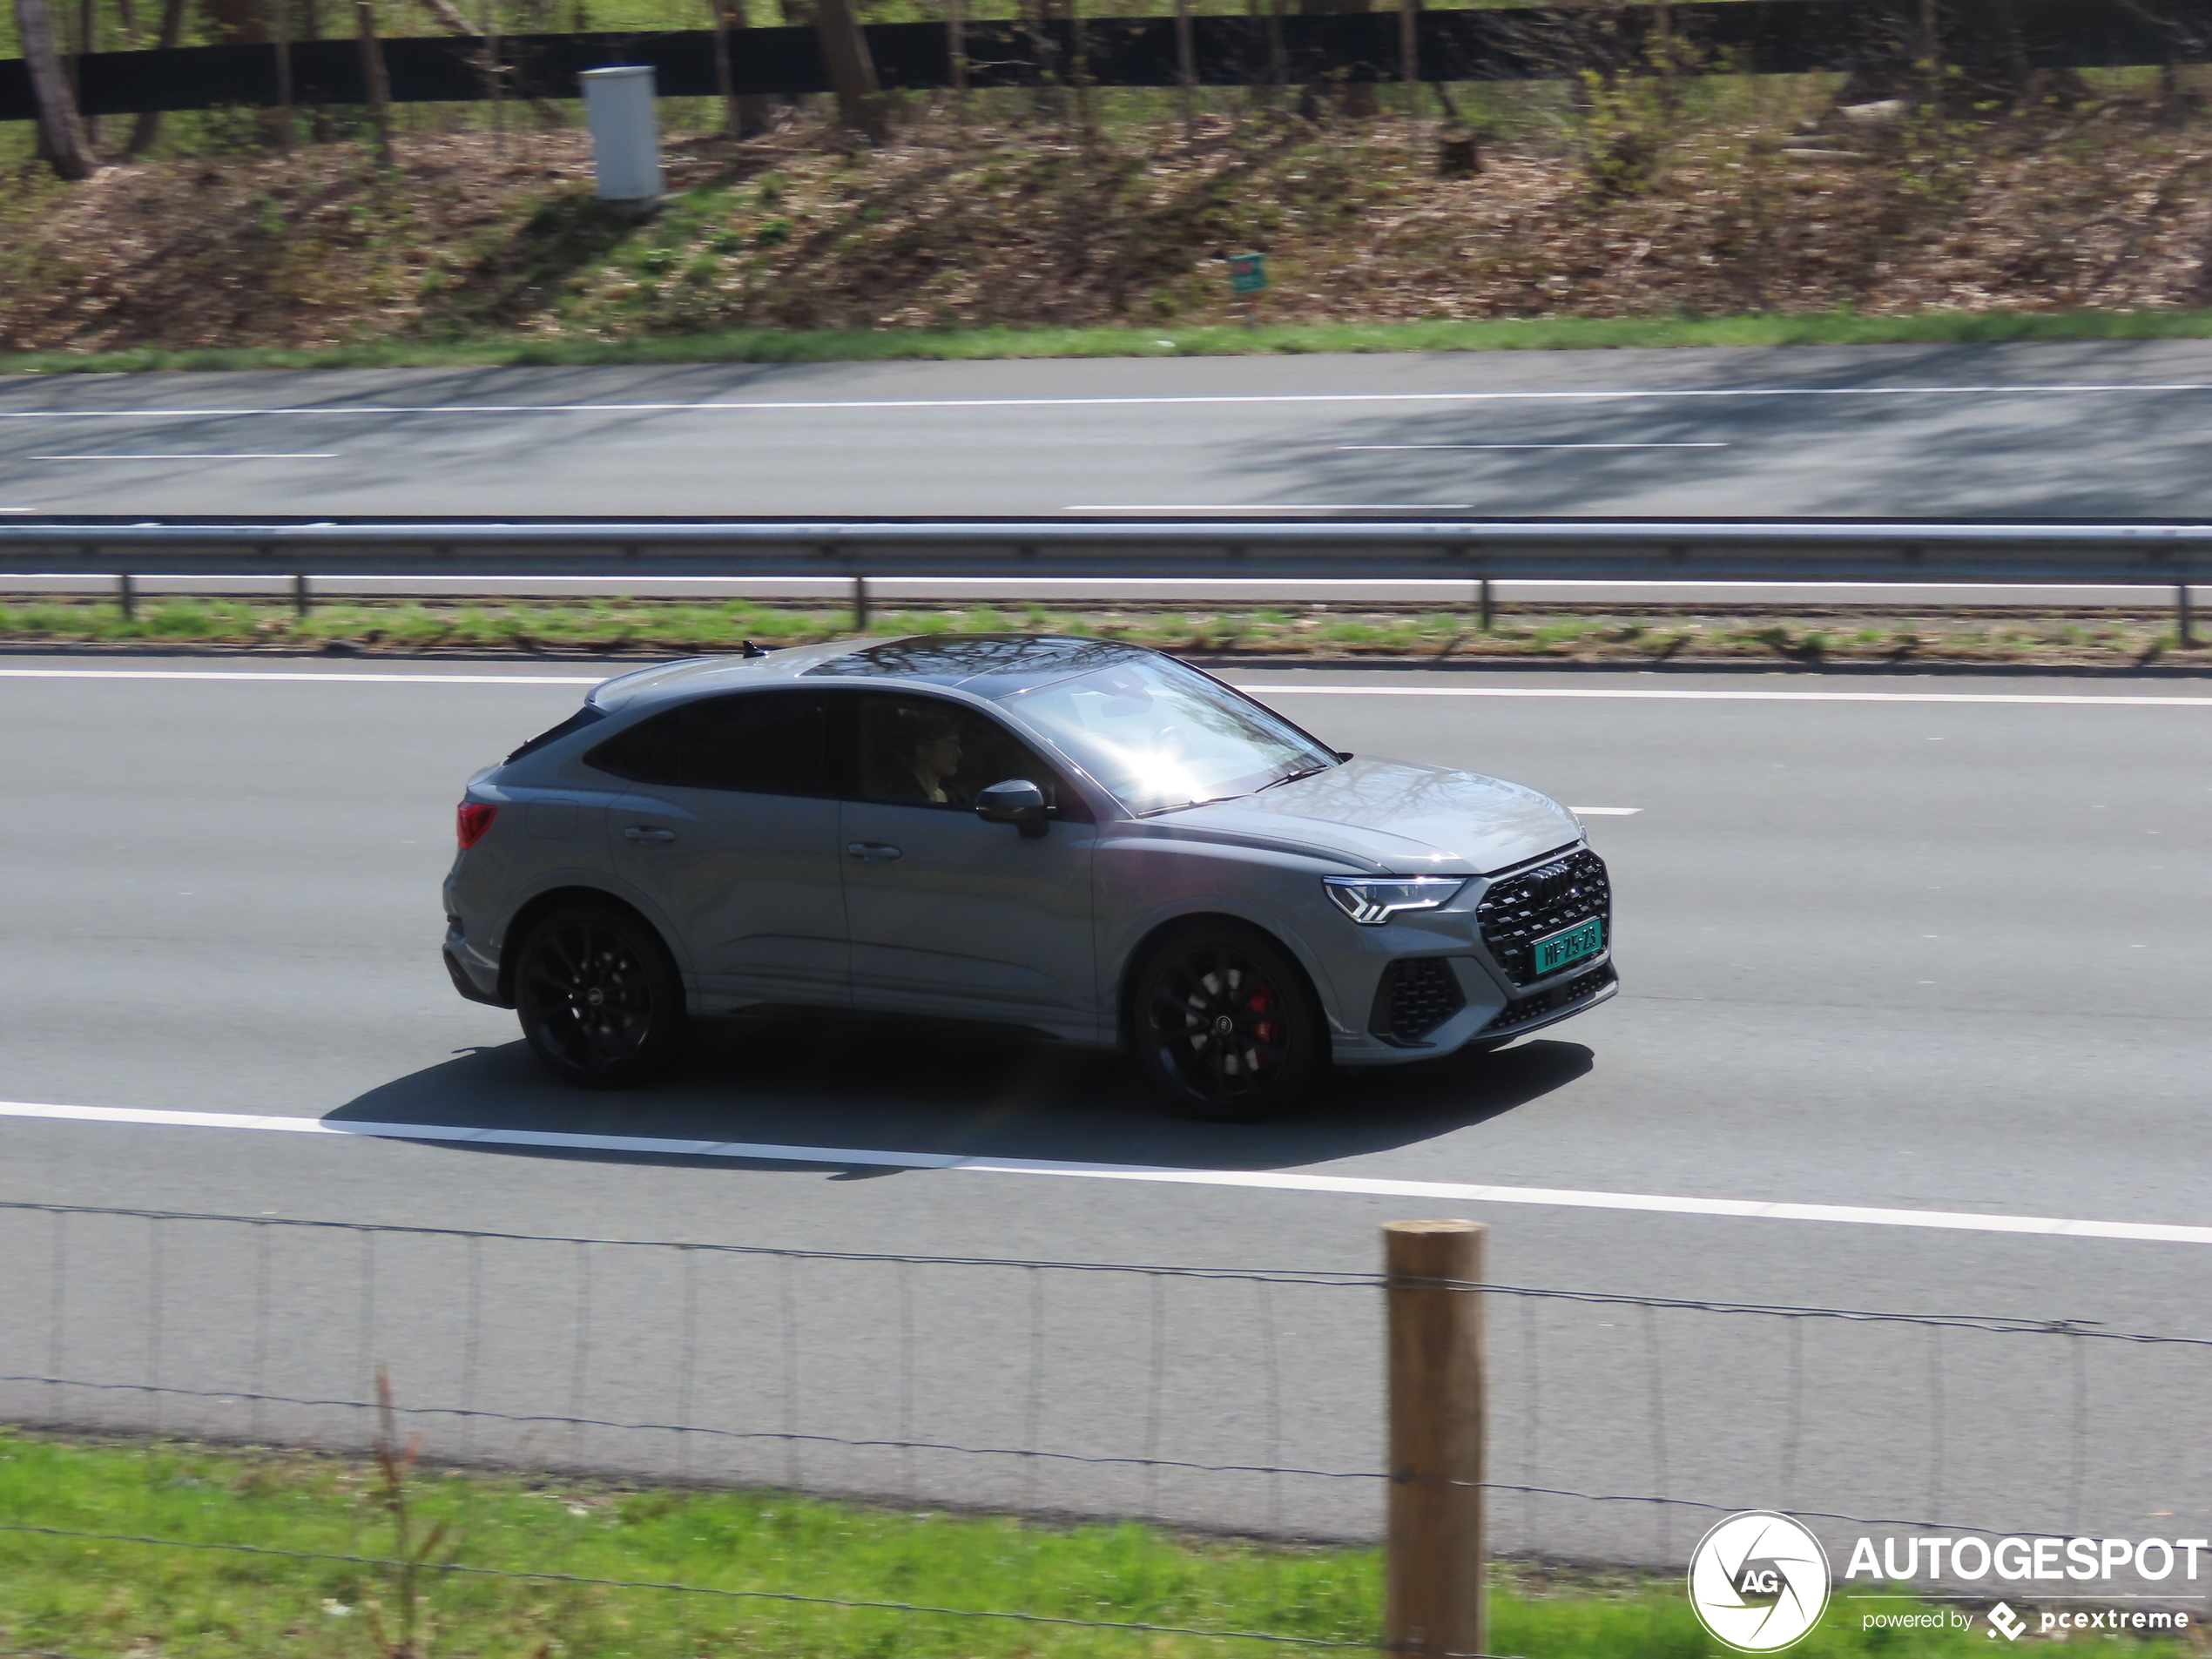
[442,635,1615,1118]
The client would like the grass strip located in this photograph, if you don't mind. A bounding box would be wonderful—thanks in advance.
[0,595,2204,669]
[9,308,2212,378]
[0,1430,2162,1659]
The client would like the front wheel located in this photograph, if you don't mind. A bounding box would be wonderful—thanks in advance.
[1130,924,1326,1121]
[513,900,690,1089]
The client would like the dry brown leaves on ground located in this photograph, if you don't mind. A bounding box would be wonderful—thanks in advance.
[3,85,2211,352]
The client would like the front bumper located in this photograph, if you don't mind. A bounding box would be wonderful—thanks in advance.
[1329,843,1615,1065]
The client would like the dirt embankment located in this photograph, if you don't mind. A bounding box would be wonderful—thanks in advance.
[3,84,2212,354]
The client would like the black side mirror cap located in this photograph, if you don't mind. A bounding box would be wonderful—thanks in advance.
[975,778,1049,839]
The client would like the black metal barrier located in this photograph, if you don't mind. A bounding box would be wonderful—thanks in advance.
[3,0,2210,122]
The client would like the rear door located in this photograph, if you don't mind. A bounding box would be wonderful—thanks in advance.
[838,692,1098,1028]
[594,690,849,1010]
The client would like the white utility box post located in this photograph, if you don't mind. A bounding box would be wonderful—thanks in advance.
[580,65,663,205]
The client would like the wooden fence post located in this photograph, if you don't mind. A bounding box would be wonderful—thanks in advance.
[1384,1219,1487,1659]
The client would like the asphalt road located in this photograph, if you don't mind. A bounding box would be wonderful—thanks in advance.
[8,340,2212,518]
[1,657,2207,1580]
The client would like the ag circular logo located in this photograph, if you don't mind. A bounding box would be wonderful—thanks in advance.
[1686,1511,1831,1652]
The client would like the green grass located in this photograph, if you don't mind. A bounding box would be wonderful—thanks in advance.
[3,1430,2176,1659]
[1,595,2205,665]
[9,307,2212,378]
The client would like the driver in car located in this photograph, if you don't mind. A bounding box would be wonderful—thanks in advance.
[866,704,966,804]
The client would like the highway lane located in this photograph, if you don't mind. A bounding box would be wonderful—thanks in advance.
[10,341,2212,517]
[0,658,2207,1573]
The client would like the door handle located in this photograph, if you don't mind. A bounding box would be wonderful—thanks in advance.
[624,826,678,843]
[846,841,902,863]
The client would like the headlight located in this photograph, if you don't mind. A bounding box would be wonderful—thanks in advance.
[1322,875,1467,926]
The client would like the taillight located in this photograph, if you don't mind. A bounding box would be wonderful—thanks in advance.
[456,802,499,850]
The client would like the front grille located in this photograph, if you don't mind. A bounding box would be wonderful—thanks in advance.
[1480,962,1617,1034]
[1476,847,1611,986]
[1369,958,1467,1046]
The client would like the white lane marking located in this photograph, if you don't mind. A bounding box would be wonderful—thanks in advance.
[29,453,340,461]
[1337,442,1730,451]
[0,668,605,685]
[3,1099,2208,1246]
[7,382,2212,419]
[1568,806,1642,815]
[1245,685,2212,708]
[1067,502,1474,511]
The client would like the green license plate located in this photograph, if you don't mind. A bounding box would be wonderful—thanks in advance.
[1532,918,1605,977]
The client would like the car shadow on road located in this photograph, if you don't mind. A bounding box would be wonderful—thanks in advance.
[321,1011,1593,1174]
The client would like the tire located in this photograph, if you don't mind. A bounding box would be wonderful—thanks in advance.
[513,900,691,1089]
[1130,923,1327,1121]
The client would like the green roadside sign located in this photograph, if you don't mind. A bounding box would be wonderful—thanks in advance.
[1228,251,1267,294]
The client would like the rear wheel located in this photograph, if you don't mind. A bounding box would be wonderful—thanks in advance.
[514,900,690,1089]
[1130,924,1326,1121]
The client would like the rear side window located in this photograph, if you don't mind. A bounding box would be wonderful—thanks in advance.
[585,692,830,795]
[505,704,607,763]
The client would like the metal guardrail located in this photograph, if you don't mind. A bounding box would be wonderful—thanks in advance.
[3,517,2209,578]
[0,517,2205,635]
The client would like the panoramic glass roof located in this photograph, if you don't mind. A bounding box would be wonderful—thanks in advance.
[802,635,1150,694]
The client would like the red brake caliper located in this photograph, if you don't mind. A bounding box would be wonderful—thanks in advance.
[1248,985,1278,1057]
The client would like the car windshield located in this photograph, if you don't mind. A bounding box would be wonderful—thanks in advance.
[1000,656,1338,815]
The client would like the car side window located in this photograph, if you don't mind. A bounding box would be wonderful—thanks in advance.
[585,691,831,795]
[852,694,1085,817]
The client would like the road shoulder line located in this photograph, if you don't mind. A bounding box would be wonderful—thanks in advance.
[3,1100,2206,1247]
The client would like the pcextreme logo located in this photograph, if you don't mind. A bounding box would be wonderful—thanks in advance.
[1687,1512,1833,1653]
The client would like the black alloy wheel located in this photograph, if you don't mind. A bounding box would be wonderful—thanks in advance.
[515,901,690,1088]
[1133,925,1325,1121]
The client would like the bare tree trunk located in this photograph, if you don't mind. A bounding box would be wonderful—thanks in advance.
[1298,0,1374,118]
[79,0,111,145]
[268,0,295,145]
[16,0,100,177]
[482,0,503,152]
[813,0,887,143]
[125,0,188,152]
[1398,0,1418,118]
[946,0,968,105]
[408,0,566,121]
[713,0,771,137]
[1920,0,1941,111]
[1068,0,1093,145]
[710,0,737,132]
[1172,0,1195,136]
[356,0,395,161]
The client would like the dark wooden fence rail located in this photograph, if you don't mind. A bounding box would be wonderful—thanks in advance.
[3,0,2209,119]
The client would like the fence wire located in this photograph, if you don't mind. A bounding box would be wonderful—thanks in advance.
[1,1197,2206,1652]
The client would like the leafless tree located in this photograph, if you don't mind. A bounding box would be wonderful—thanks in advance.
[15,0,99,178]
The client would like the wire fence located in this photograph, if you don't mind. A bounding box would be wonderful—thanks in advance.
[2,1197,2209,1648]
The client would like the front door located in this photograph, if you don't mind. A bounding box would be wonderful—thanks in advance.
[840,692,1097,1028]
[597,688,848,1010]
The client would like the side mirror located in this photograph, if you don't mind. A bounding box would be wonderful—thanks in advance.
[975,778,1049,839]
